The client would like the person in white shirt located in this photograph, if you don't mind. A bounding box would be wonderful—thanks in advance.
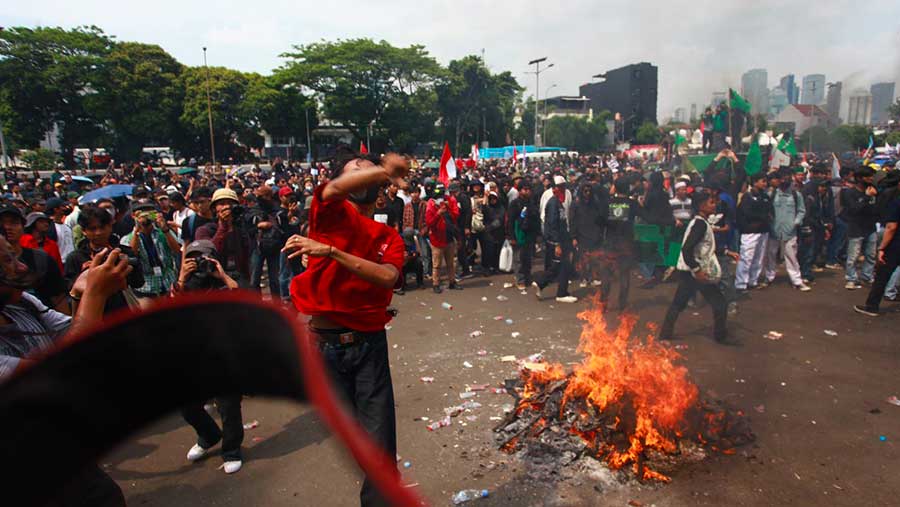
[170,192,195,237]
[669,181,694,228]
[46,198,75,260]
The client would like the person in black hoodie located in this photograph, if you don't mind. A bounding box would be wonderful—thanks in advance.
[596,178,639,311]
[570,183,605,286]
[449,181,473,277]
[841,166,879,289]
[734,173,773,291]
[637,171,675,288]
[481,191,506,274]
[506,181,539,289]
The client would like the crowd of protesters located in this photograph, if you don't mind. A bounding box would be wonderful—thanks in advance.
[0,142,899,506]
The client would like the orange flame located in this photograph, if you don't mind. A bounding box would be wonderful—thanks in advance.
[517,296,699,480]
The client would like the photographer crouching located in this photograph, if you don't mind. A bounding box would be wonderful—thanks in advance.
[173,239,245,474]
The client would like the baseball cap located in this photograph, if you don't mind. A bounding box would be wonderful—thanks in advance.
[0,205,25,223]
[45,197,66,213]
[553,175,566,186]
[24,212,50,229]
[184,239,217,257]
[131,198,158,212]
[278,186,294,198]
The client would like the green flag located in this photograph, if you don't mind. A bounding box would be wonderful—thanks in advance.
[729,89,752,114]
[674,133,687,146]
[683,154,717,173]
[745,135,762,175]
[777,134,798,156]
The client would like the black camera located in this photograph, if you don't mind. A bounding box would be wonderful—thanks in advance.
[195,255,217,276]
[231,204,245,219]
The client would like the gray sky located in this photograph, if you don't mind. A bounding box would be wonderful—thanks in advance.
[4,0,900,120]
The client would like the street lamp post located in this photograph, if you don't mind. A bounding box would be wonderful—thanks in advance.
[202,47,216,165]
[305,108,313,164]
[528,57,553,147]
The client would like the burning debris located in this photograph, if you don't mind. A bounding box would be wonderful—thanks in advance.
[494,299,754,483]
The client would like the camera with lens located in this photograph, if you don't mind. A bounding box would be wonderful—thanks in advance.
[194,255,217,276]
[231,204,245,219]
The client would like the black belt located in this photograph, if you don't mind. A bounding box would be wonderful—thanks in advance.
[310,327,378,347]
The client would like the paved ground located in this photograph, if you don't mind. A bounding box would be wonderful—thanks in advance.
[106,265,900,506]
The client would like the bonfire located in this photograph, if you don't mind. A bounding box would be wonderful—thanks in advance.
[494,298,754,483]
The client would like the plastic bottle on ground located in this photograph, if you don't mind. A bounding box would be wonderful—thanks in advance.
[451,489,489,504]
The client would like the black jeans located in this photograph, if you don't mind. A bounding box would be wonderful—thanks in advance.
[181,395,244,461]
[315,329,397,507]
[516,240,535,285]
[458,234,471,274]
[536,244,573,297]
[251,248,281,295]
[597,252,633,311]
[661,271,728,341]
[864,254,900,311]
[402,257,423,289]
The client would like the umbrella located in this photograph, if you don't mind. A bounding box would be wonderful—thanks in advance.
[71,176,94,184]
[176,167,198,175]
[78,184,133,204]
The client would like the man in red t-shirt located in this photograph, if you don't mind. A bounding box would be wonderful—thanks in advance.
[284,146,408,507]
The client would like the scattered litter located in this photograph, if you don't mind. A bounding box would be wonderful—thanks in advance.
[794,472,801,480]
[459,392,477,399]
[500,355,517,362]
[441,302,453,310]
[832,484,843,491]
[870,408,881,414]
[754,404,766,413]
[489,416,503,421]
[628,501,644,507]
[477,349,487,356]
[735,379,746,383]
[489,387,506,394]
[811,420,817,425]
[452,489,489,504]
[252,437,263,442]
[481,297,488,302]
[885,395,900,406]
[504,319,514,325]
[879,435,887,441]
[403,461,412,469]
[393,344,398,349]
[493,315,504,321]
[520,290,528,295]
[420,376,435,383]
[426,416,452,431]
[521,362,548,372]
[465,415,478,422]
[502,404,514,413]
[766,331,783,340]
[511,332,521,338]
[243,420,259,430]
[824,329,838,336]
[692,312,700,316]
[469,330,484,338]
[419,302,427,306]
[496,295,509,301]
[503,282,514,289]
[467,384,488,392]
[463,361,473,368]
[425,316,432,320]
[404,483,419,488]
[525,353,544,362]
[780,382,787,387]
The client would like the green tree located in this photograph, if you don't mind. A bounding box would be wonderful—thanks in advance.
[885,131,900,147]
[888,98,900,123]
[543,114,609,152]
[241,75,318,158]
[0,26,113,167]
[796,126,834,152]
[435,55,522,152]
[831,124,871,151]
[20,148,59,170]
[277,39,444,151]
[97,42,184,161]
[178,66,251,161]
[635,121,661,144]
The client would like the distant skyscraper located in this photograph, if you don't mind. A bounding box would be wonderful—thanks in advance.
[780,74,799,105]
[769,86,788,117]
[801,74,826,105]
[741,68,769,116]
[870,82,895,124]
[825,81,842,121]
[690,103,697,123]
[674,107,687,123]
[847,89,872,125]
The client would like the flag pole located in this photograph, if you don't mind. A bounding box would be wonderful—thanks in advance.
[727,89,734,152]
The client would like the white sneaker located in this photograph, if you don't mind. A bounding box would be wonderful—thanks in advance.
[591,280,603,287]
[795,283,812,292]
[187,443,212,462]
[223,460,242,474]
[845,281,862,290]
[579,281,588,288]
[555,296,579,303]
[532,282,543,300]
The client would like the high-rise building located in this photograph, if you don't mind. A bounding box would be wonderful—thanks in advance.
[579,62,658,141]
[825,81,842,121]
[780,74,799,105]
[674,107,687,123]
[801,74,826,105]
[741,68,769,116]
[847,89,872,125]
[690,103,697,123]
[870,82,895,124]
[769,86,789,117]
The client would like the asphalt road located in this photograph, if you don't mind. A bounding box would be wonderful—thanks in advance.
[106,265,900,506]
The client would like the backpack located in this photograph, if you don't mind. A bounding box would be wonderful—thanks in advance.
[257,210,285,255]
[183,214,198,242]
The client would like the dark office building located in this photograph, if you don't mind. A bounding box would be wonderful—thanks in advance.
[579,62,657,141]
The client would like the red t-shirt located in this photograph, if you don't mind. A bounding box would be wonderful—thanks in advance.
[291,184,404,331]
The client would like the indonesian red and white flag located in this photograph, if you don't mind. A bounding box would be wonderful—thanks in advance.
[511,144,518,166]
[438,142,456,186]
[471,144,479,163]
[359,141,368,154]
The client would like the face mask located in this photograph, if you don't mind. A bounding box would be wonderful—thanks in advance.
[707,213,723,225]
[348,185,380,205]
[305,186,313,192]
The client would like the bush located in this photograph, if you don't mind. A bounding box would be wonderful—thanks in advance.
[20,148,60,171]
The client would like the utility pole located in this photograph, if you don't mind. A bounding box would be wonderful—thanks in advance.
[203,47,216,165]
[0,118,8,168]
[527,57,553,147]
[305,108,313,164]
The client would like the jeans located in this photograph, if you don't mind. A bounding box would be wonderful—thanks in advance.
[315,330,397,507]
[514,240,535,285]
[278,251,295,301]
[827,218,847,264]
[845,233,877,283]
[886,267,900,299]
[717,253,737,304]
[798,227,823,279]
[251,248,281,296]
[863,254,900,311]
[660,271,728,341]
[180,395,244,461]
[597,251,633,310]
[535,244,573,298]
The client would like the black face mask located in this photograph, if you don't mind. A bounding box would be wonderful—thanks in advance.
[348,185,381,205]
